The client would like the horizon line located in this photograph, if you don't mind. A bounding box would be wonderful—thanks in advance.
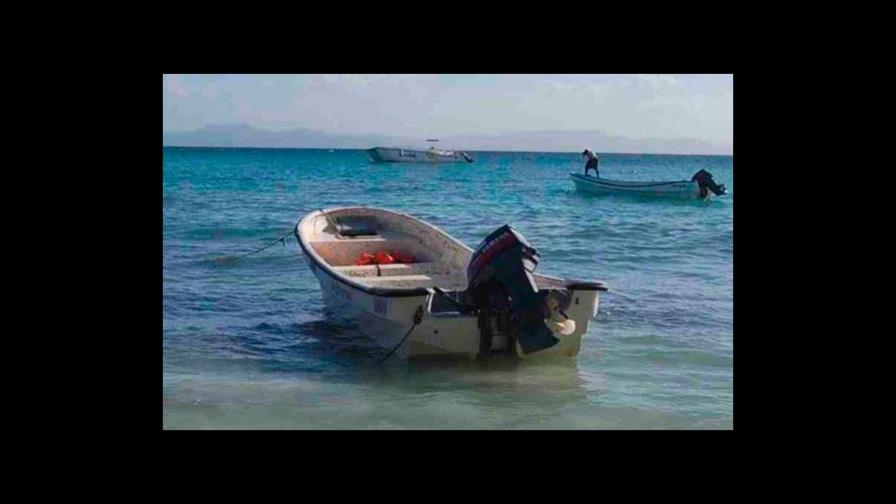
[161,144,733,157]
[164,126,732,144]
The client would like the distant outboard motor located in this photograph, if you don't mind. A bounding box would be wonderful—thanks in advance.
[464,225,568,356]
[691,169,727,197]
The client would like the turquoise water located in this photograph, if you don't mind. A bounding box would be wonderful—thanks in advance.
[163,147,733,429]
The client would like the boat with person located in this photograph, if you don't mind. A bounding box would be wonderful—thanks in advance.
[295,207,606,360]
[570,169,727,200]
[367,139,473,164]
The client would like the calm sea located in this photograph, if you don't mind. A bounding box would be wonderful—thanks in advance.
[163,147,733,429]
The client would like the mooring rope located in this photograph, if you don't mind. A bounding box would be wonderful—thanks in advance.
[378,305,424,364]
[215,229,295,263]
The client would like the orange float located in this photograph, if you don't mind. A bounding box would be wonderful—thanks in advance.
[354,250,415,265]
[354,252,375,266]
[375,251,395,264]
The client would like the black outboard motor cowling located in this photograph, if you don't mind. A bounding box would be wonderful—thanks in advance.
[691,169,727,197]
[464,225,563,355]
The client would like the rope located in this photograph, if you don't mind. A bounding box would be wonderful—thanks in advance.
[378,305,424,364]
[214,229,294,263]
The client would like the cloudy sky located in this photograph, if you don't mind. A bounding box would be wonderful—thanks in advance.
[163,74,733,145]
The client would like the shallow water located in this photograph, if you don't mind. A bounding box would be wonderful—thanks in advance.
[163,147,733,429]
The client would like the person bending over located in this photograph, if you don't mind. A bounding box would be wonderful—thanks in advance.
[582,149,599,177]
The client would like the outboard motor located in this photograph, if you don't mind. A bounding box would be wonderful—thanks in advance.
[691,169,727,197]
[463,225,573,356]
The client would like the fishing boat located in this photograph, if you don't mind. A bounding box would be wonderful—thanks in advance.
[367,139,473,164]
[295,207,607,360]
[570,169,727,200]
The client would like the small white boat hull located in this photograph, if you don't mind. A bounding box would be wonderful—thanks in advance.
[297,207,605,360]
[311,261,601,360]
[367,147,473,164]
[570,173,707,199]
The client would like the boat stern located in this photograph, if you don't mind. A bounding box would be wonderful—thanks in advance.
[518,281,605,359]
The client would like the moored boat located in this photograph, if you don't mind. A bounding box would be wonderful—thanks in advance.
[295,207,606,360]
[570,169,727,200]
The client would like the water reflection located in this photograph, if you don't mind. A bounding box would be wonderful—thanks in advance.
[290,316,594,425]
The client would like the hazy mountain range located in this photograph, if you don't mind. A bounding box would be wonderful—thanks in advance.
[162,124,733,155]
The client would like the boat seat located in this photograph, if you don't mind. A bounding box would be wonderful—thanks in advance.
[358,274,466,290]
[359,275,434,288]
[333,263,444,278]
[361,274,431,282]
[333,263,415,272]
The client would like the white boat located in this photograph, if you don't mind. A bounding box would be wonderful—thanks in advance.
[295,207,607,360]
[367,139,473,164]
[367,146,473,164]
[570,169,727,200]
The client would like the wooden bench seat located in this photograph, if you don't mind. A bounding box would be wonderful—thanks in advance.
[332,263,445,278]
[355,273,466,290]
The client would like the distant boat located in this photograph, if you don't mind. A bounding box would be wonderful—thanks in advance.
[367,139,473,163]
[570,169,727,200]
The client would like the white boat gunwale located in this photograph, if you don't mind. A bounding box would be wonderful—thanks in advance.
[569,173,697,189]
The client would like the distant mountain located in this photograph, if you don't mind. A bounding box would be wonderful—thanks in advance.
[162,124,402,149]
[162,124,732,155]
[438,130,732,155]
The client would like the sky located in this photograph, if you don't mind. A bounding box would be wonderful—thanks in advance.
[163,74,733,146]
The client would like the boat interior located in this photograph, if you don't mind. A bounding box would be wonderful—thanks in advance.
[301,209,472,291]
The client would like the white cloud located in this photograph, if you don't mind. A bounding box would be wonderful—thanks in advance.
[282,74,445,134]
[163,74,191,98]
[298,74,438,94]
[636,94,689,112]
[636,74,681,89]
